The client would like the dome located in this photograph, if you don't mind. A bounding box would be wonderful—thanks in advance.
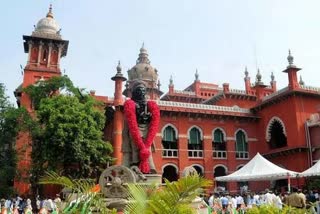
[32,5,61,39]
[127,45,158,81]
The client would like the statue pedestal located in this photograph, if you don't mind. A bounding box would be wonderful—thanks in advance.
[138,174,162,186]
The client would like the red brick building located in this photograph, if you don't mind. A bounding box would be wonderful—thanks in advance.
[15,6,320,194]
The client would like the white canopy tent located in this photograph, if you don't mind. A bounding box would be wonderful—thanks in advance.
[215,153,299,182]
[299,159,320,177]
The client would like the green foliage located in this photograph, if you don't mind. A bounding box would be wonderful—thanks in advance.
[0,83,33,197]
[26,76,113,189]
[39,171,117,214]
[125,175,212,214]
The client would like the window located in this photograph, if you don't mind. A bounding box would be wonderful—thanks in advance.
[162,126,178,157]
[269,120,287,149]
[42,49,48,62]
[213,129,227,158]
[188,127,202,150]
[236,130,248,159]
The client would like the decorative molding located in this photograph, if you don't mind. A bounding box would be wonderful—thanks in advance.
[226,137,235,141]
[162,163,179,173]
[187,125,203,140]
[157,100,251,113]
[203,135,211,140]
[248,138,258,142]
[178,134,188,138]
[212,127,227,141]
[161,123,179,139]
[265,116,287,142]
[234,128,248,141]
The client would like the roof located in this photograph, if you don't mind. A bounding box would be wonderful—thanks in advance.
[300,160,320,177]
[215,153,299,181]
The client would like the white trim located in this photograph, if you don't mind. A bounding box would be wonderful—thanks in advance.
[178,134,188,138]
[162,163,179,174]
[187,125,204,140]
[161,123,179,139]
[265,116,287,142]
[213,164,228,174]
[212,127,227,142]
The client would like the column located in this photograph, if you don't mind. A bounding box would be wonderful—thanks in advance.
[57,44,64,68]
[113,107,123,165]
[27,41,33,64]
[47,42,53,67]
[37,41,44,66]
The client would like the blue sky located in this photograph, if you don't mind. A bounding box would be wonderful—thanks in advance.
[1,0,320,104]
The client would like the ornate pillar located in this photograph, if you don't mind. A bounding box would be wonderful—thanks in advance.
[27,40,33,64]
[57,44,64,68]
[37,41,44,66]
[47,42,53,67]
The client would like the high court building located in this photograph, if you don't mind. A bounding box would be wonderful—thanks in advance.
[14,6,320,194]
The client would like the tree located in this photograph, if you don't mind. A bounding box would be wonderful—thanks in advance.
[0,83,33,197]
[26,76,113,184]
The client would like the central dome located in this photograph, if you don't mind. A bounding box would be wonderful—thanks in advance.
[127,45,158,81]
[32,5,62,40]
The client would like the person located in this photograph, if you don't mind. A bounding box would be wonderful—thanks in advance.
[122,80,160,174]
[285,188,305,209]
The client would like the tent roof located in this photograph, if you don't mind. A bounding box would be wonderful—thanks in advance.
[215,153,299,181]
[300,160,320,177]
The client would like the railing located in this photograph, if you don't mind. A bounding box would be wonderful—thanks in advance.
[213,150,227,159]
[173,90,196,95]
[188,150,203,158]
[229,89,247,94]
[300,85,320,93]
[236,151,249,159]
[162,149,178,158]
[157,100,251,113]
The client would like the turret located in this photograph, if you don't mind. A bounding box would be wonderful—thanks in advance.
[282,50,301,90]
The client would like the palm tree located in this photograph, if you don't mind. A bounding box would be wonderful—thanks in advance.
[125,175,212,214]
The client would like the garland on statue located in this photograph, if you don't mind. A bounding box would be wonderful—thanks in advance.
[124,99,160,173]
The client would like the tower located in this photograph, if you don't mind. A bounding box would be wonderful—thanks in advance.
[14,5,69,195]
[16,5,69,110]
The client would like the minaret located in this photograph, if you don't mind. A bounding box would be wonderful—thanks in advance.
[253,68,267,100]
[244,66,251,93]
[111,61,127,165]
[14,5,69,195]
[270,72,277,91]
[194,69,201,96]
[282,50,301,90]
[299,75,305,86]
[17,4,69,111]
[169,75,174,94]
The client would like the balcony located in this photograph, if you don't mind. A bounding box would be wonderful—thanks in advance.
[162,149,178,158]
[236,151,249,159]
[213,150,227,159]
[188,150,203,158]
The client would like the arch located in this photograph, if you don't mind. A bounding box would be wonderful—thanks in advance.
[212,127,227,142]
[187,125,203,140]
[162,163,179,174]
[161,123,178,139]
[213,164,228,173]
[265,116,287,142]
[234,128,248,141]
[162,163,179,182]
[191,164,204,176]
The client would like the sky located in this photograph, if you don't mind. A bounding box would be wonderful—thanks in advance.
[1,0,320,104]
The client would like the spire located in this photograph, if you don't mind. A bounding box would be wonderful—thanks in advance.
[287,49,296,68]
[299,75,305,86]
[244,66,249,78]
[157,79,161,90]
[255,68,263,85]
[46,4,54,18]
[169,75,174,86]
[116,60,122,73]
[271,72,275,82]
[137,43,150,64]
[195,69,199,81]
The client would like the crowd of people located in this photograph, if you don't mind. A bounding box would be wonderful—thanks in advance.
[0,194,61,214]
[205,188,320,213]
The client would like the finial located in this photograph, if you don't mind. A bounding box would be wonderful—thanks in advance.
[157,79,161,89]
[116,60,122,73]
[299,75,305,86]
[244,66,249,78]
[287,49,294,66]
[169,75,173,86]
[46,4,54,18]
[256,68,262,83]
[195,69,199,81]
[271,72,275,81]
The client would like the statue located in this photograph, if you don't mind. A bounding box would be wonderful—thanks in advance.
[122,80,160,174]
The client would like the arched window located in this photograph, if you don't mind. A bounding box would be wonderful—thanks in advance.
[212,128,226,159]
[236,130,248,159]
[188,127,203,157]
[269,121,287,149]
[42,49,48,62]
[214,165,227,190]
[162,164,178,182]
[192,164,204,177]
[162,125,178,157]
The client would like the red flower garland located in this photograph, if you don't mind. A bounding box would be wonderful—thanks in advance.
[124,99,160,173]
